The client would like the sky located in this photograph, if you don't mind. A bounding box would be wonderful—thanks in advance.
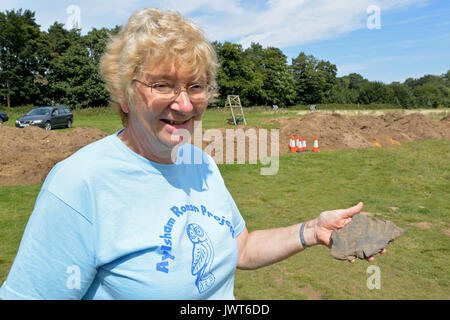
[1,0,449,83]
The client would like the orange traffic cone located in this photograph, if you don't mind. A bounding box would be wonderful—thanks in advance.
[289,136,296,152]
[313,136,319,152]
[302,138,307,152]
[296,136,302,152]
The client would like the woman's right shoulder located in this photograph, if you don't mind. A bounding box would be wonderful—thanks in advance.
[42,134,119,189]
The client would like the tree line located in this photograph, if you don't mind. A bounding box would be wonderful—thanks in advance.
[1,9,449,109]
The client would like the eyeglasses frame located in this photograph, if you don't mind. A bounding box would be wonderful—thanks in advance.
[132,78,215,102]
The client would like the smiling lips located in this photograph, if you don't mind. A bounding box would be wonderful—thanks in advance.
[161,118,191,125]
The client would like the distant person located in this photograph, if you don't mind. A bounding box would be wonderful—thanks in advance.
[0,8,385,300]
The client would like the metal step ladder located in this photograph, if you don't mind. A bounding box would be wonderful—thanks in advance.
[225,95,247,125]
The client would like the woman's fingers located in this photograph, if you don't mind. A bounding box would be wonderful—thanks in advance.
[348,248,386,264]
[342,202,364,218]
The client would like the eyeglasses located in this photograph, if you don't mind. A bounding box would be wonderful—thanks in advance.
[132,79,215,103]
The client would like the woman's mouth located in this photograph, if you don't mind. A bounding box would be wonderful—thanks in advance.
[161,119,190,125]
[160,118,195,132]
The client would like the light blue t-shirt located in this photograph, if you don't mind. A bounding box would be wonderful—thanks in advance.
[0,130,245,299]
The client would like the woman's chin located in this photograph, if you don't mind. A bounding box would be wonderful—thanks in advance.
[167,133,189,146]
[162,122,195,146]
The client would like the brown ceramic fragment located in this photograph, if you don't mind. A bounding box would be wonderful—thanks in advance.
[330,214,404,261]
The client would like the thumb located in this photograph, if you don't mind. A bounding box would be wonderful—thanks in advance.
[342,202,364,218]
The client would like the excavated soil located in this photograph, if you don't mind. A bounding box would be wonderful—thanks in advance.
[0,126,107,186]
[1,112,449,186]
[269,112,450,153]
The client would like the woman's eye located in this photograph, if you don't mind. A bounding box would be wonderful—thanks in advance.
[153,83,170,88]
[189,84,206,91]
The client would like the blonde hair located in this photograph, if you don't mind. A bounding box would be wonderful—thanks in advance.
[100,8,218,126]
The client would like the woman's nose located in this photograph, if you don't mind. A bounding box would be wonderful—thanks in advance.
[171,89,194,113]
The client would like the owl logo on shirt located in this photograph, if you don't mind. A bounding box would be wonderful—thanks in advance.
[186,223,215,293]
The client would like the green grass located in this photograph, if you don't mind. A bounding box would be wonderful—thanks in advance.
[0,184,42,280]
[2,105,449,132]
[220,139,450,299]
[0,106,449,299]
[70,107,123,134]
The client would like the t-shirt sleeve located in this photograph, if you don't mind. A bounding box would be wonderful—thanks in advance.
[225,187,246,238]
[0,189,97,300]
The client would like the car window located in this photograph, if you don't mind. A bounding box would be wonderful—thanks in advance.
[27,108,51,116]
[52,109,59,116]
[64,108,71,114]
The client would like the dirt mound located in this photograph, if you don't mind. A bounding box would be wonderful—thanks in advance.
[269,112,450,154]
[0,125,107,186]
[1,112,449,186]
[197,126,277,164]
[440,114,450,124]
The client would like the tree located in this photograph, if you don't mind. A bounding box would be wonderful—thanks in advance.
[49,42,105,108]
[413,84,445,108]
[259,47,295,107]
[404,71,449,107]
[84,26,120,65]
[346,73,366,90]
[325,78,359,104]
[215,41,264,107]
[358,81,393,104]
[389,82,414,108]
[0,9,41,106]
[243,44,295,106]
[291,52,337,104]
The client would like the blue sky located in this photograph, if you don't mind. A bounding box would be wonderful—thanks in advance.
[1,0,449,83]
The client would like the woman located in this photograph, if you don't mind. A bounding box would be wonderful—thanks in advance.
[0,8,384,300]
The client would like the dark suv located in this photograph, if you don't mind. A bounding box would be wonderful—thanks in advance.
[15,106,73,130]
[0,112,8,124]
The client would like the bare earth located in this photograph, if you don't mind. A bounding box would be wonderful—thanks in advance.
[0,126,107,186]
[0,112,449,186]
[270,111,450,153]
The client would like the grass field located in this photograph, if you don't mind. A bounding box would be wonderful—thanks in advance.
[0,106,449,299]
[2,104,449,132]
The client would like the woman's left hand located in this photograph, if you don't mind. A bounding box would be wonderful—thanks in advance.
[312,202,386,263]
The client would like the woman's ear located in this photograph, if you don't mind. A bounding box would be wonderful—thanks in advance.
[114,88,130,114]
[120,103,130,114]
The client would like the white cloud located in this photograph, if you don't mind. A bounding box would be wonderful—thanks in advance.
[1,0,428,45]
[190,0,427,48]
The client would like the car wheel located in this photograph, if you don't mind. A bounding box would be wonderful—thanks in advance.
[44,121,52,131]
[0,118,3,124]
[66,119,72,128]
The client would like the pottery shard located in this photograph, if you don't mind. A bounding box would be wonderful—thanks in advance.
[330,214,404,261]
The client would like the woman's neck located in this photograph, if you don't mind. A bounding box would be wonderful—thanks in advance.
[118,125,175,164]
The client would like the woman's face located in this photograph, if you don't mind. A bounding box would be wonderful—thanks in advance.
[127,63,208,153]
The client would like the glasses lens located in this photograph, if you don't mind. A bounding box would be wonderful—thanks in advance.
[144,81,211,102]
[152,82,173,94]
[149,82,175,102]
[187,84,208,101]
